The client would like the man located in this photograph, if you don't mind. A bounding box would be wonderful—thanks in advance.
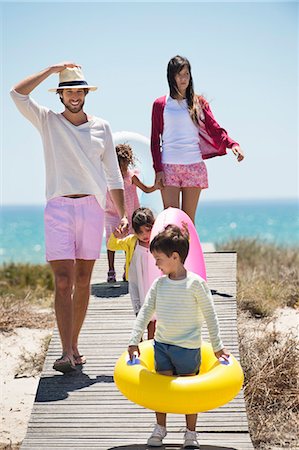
[11,62,128,373]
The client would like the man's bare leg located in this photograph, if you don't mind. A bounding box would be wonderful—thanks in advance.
[72,259,95,362]
[50,259,75,369]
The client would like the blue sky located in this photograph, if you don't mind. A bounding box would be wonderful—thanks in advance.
[1,1,298,205]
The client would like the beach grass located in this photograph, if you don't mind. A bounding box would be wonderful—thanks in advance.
[239,322,299,448]
[0,263,54,332]
[220,239,299,447]
[218,239,299,317]
[0,262,54,295]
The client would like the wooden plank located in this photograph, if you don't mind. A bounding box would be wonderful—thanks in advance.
[20,252,254,449]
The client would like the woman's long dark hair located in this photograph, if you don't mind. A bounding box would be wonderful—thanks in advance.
[167,55,206,125]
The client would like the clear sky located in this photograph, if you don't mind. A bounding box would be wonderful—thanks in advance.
[1,1,298,205]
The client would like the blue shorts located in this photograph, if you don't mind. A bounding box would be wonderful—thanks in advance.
[154,341,201,375]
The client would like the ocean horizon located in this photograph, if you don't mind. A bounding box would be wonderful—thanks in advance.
[1,198,298,265]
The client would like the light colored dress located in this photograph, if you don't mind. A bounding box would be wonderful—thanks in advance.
[105,169,140,243]
[128,242,151,316]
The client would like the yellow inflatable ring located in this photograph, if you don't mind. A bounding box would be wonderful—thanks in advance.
[114,339,244,414]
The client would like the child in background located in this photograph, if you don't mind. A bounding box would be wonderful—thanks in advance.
[128,225,229,448]
[108,207,156,339]
[105,144,157,282]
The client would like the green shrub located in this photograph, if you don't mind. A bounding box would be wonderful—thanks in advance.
[0,263,54,314]
[0,263,54,292]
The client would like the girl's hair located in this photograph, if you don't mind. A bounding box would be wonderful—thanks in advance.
[167,55,207,125]
[150,224,189,263]
[132,207,155,233]
[115,143,135,167]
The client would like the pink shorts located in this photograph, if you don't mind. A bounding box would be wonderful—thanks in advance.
[44,196,104,261]
[162,162,208,189]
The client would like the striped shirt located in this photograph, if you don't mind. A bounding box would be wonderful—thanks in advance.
[129,272,224,351]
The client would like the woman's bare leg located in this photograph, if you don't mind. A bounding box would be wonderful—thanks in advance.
[50,259,75,365]
[161,186,180,209]
[181,187,201,223]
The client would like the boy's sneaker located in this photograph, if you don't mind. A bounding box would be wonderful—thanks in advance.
[183,429,200,449]
[147,424,167,447]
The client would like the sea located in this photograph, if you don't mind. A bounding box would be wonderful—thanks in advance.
[1,199,298,265]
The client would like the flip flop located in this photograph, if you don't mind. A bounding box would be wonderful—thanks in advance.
[53,355,76,373]
[74,354,87,365]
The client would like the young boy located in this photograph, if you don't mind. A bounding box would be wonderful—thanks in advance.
[128,224,229,448]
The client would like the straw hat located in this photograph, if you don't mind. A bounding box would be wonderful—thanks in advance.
[48,67,97,92]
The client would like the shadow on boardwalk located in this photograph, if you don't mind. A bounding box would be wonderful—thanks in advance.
[91,283,233,300]
[210,289,233,298]
[92,281,129,298]
[108,445,240,450]
[36,372,113,402]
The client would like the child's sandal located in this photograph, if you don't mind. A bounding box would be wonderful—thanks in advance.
[107,270,116,283]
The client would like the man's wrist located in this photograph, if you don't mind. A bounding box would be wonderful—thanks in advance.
[45,66,56,76]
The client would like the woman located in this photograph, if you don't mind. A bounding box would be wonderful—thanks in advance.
[150,55,244,223]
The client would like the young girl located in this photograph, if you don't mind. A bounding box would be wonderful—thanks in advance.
[107,207,156,339]
[105,144,157,282]
[151,55,244,223]
[128,225,229,448]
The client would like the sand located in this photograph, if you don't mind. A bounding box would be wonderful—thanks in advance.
[0,328,52,448]
[266,307,299,336]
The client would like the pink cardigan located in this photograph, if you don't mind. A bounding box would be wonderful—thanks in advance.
[150,95,239,172]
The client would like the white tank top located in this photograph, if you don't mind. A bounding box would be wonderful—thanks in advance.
[162,96,202,165]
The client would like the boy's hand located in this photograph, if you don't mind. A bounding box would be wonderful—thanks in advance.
[128,345,140,361]
[214,348,230,361]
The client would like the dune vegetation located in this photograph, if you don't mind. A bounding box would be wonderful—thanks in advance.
[218,239,299,448]
[219,238,299,317]
[0,263,54,332]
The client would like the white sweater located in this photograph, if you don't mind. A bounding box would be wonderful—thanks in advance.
[129,271,224,351]
[10,89,123,209]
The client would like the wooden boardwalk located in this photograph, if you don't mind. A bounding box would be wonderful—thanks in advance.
[21,252,254,450]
